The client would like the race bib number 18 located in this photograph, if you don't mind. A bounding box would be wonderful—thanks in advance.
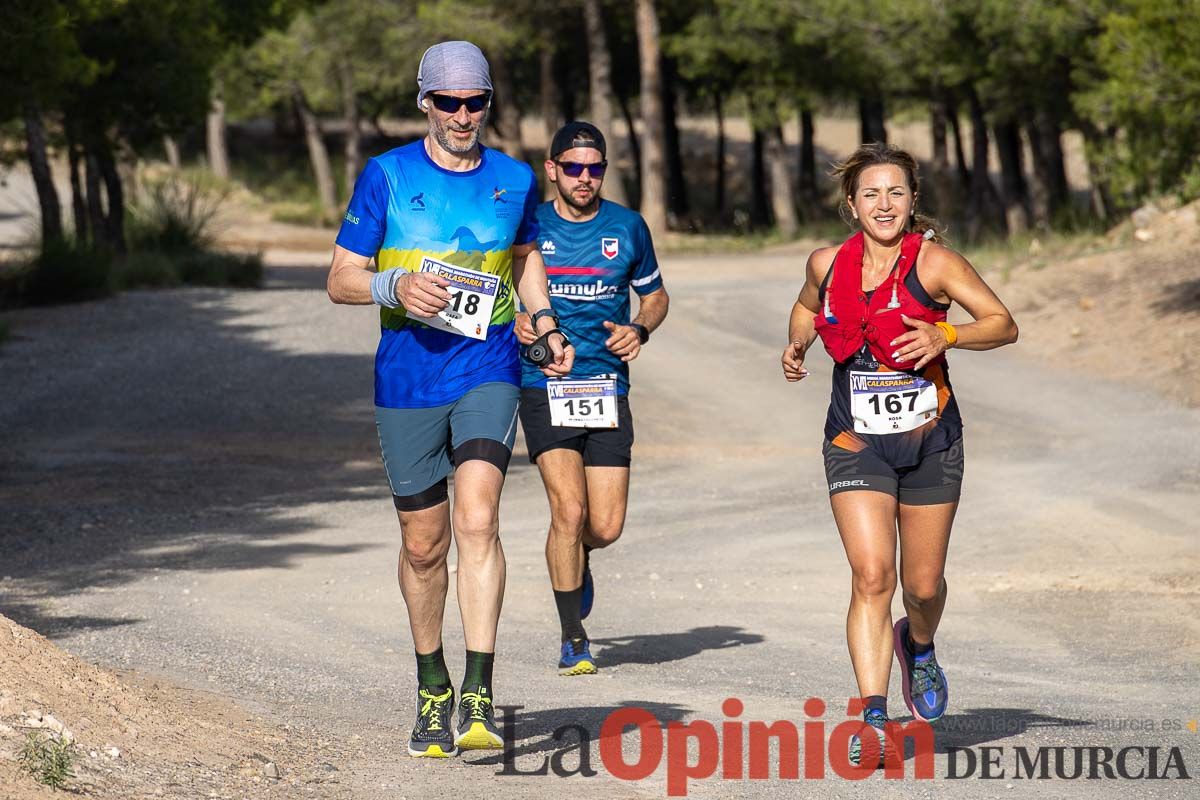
[407,257,498,341]
[548,378,618,428]
[850,371,939,435]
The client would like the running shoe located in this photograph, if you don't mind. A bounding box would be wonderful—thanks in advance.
[454,684,503,750]
[580,550,594,620]
[558,638,597,676]
[408,686,457,758]
[893,616,949,723]
[847,708,899,768]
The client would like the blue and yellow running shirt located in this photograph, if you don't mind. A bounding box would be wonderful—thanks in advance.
[520,199,663,394]
[336,141,539,408]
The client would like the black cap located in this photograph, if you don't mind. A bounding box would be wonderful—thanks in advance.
[550,121,606,160]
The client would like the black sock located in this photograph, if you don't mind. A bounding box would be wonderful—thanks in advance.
[908,633,934,658]
[462,650,494,690]
[416,647,450,690]
[865,695,887,716]
[554,586,587,642]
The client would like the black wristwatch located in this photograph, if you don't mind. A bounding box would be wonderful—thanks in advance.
[630,322,650,344]
[531,308,559,331]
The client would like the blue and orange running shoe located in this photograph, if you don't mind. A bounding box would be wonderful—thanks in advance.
[408,686,457,758]
[893,616,949,723]
[848,709,899,768]
[558,638,597,676]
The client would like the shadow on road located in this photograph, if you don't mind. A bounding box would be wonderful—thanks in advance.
[929,707,1092,751]
[0,276,533,635]
[591,625,764,667]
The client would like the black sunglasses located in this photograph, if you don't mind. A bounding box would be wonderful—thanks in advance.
[426,92,491,114]
[555,160,608,178]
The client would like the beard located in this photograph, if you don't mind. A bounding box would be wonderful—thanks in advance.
[556,180,600,212]
[430,109,487,155]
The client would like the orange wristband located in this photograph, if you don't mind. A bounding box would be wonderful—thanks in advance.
[935,321,958,347]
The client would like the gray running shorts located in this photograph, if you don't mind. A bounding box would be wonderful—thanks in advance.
[376,381,519,504]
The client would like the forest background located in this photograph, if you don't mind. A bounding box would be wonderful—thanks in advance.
[1,0,1198,300]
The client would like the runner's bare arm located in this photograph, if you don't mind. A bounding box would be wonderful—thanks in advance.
[326,244,450,314]
[892,244,1019,368]
[513,242,575,376]
[782,248,835,382]
[604,287,669,362]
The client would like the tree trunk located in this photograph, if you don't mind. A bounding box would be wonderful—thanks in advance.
[163,135,182,169]
[293,83,337,219]
[858,95,887,144]
[964,86,1004,238]
[926,97,953,220]
[994,120,1032,234]
[635,0,668,237]
[1077,120,1114,222]
[714,92,726,219]
[338,61,361,202]
[84,149,108,250]
[1028,109,1069,222]
[751,127,769,228]
[66,120,87,243]
[486,48,524,160]
[539,47,561,143]
[764,124,798,237]
[206,80,230,180]
[946,93,970,189]
[615,88,642,206]
[797,106,817,206]
[23,104,63,244]
[97,147,126,255]
[582,0,628,206]
[662,57,688,223]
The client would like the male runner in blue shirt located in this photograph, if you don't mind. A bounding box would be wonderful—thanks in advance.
[328,41,572,759]
[515,122,669,675]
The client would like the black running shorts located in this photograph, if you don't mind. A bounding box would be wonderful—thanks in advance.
[519,388,634,467]
[823,437,964,505]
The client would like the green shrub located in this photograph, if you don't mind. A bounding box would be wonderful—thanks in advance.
[22,238,114,305]
[126,174,227,255]
[114,251,181,289]
[177,251,263,288]
[19,731,75,790]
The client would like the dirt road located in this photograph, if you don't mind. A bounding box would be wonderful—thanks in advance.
[2,250,1198,798]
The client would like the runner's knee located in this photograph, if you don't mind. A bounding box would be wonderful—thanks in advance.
[453,503,500,542]
[851,565,897,599]
[586,520,624,547]
[548,497,588,538]
[402,531,450,572]
[903,576,946,606]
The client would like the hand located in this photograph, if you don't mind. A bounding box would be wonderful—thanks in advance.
[396,271,451,315]
[891,314,950,369]
[781,341,810,382]
[514,312,537,345]
[539,332,575,377]
[603,320,641,362]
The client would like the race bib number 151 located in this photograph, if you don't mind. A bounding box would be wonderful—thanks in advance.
[548,378,618,428]
[407,257,498,340]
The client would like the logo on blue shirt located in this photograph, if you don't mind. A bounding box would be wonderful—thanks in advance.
[410,192,425,211]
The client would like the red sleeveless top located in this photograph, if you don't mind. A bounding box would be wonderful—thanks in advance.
[812,231,946,371]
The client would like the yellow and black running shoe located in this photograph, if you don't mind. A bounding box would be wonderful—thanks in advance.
[408,686,457,758]
[454,684,503,750]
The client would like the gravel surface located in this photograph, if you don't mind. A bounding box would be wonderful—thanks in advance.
[1,252,1198,799]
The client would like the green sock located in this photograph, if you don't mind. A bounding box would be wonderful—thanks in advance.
[415,646,450,690]
[462,650,494,691]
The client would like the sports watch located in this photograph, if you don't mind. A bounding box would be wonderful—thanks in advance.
[630,322,650,344]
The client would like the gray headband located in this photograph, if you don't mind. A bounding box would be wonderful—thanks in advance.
[416,41,493,111]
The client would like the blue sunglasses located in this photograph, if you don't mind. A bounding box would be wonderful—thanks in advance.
[426,92,491,114]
